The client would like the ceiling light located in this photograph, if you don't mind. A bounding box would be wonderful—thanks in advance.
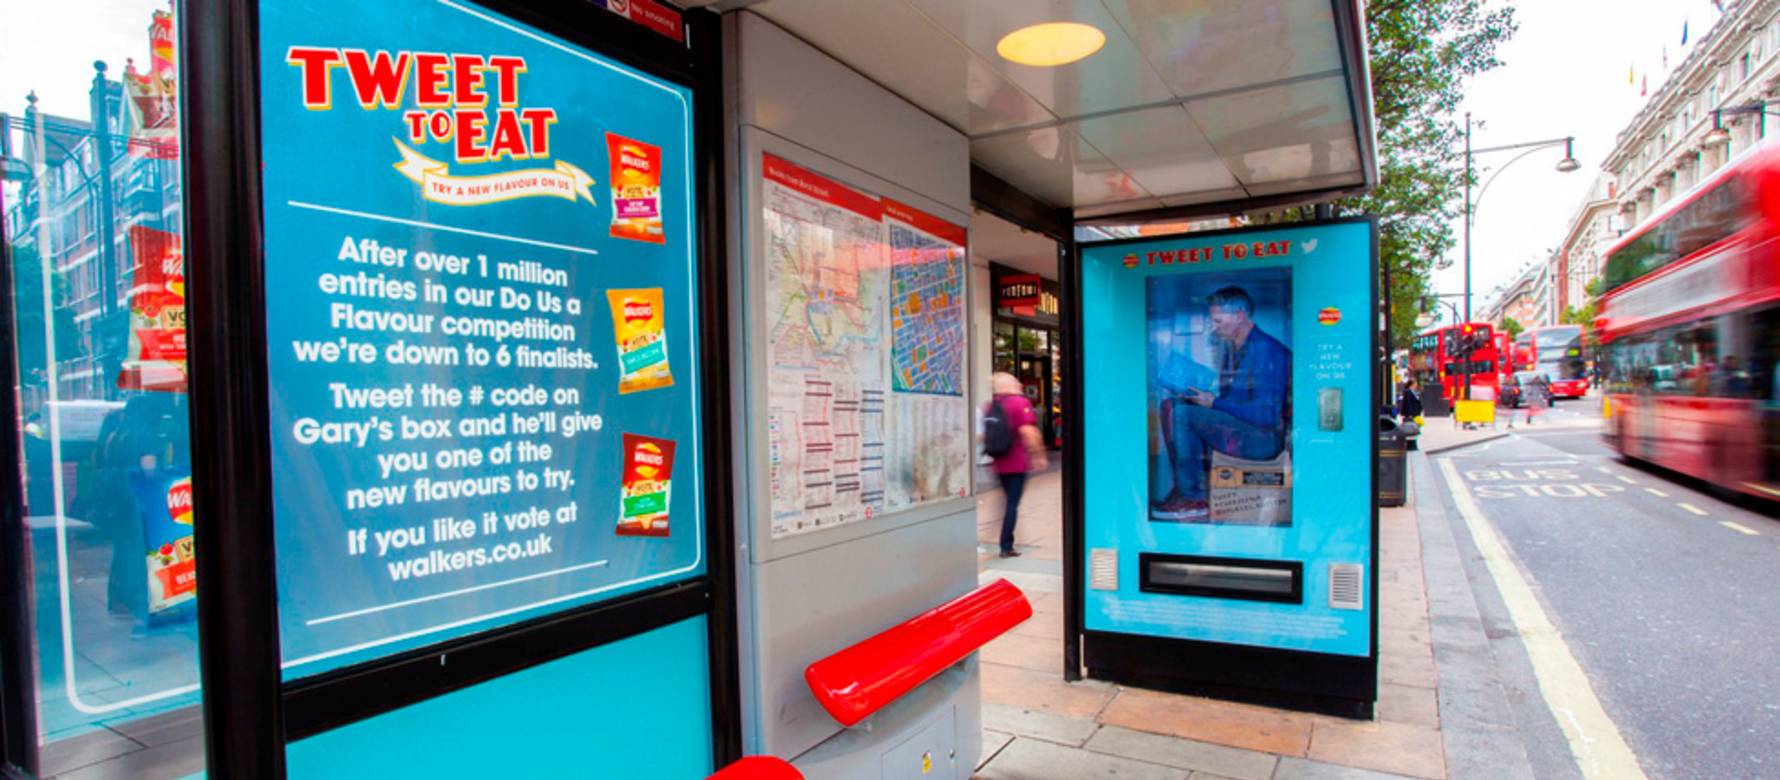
[996,22,1105,68]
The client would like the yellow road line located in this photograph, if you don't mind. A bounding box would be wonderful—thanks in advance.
[1438,458,1647,780]
[1677,503,1708,517]
[1616,475,1636,485]
[1720,521,1760,536]
[1643,487,1668,498]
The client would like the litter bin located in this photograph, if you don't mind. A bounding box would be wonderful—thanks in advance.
[1378,416,1407,507]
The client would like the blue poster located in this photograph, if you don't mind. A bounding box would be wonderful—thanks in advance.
[259,0,702,676]
[1080,221,1374,657]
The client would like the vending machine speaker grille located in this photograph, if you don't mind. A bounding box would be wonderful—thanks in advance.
[1328,563,1364,610]
[1090,549,1118,591]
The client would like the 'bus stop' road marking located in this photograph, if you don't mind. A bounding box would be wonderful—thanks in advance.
[1438,458,1648,780]
[1677,503,1709,517]
[1720,521,1760,536]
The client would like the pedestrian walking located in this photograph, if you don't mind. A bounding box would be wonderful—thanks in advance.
[983,372,1046,558]
[1399,380,1423,426]
[1525,373,1550,425]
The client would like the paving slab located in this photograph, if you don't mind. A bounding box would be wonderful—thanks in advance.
[1306,719,1445,779]
[977,737,1190,780]
[1082,726,1278,780]
[980,729,1016,771]
[980,662,1116,721]
[1096,689,1314,757]
[981,702,1100,747]
[1272,756,1420,780]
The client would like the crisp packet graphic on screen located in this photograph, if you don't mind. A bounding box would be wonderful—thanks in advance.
[606,132,665,244]
[134,470,196,614]
[607,288,673,394]
[618,433,675,537]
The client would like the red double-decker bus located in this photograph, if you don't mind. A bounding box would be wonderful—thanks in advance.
[1408,322,1501,403]
[1600,142,1780,499]
[1515,325,1590,398]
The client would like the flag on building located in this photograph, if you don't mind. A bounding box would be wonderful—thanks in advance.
[1682,20,1690,46]
[1628,65,1635,85]
[1663,45,1669,69]
[1642,75,1649,97]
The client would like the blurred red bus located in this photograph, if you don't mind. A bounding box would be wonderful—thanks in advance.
[1599,142,1780,499]
[1520,325,1590,398]
[1408,322,1500,403]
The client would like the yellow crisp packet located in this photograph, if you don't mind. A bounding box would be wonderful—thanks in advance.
[607,288,673,394]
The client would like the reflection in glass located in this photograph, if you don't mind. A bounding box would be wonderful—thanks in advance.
[3,2,203,776]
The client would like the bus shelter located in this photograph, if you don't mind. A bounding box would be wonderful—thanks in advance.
[0,1,1377,777]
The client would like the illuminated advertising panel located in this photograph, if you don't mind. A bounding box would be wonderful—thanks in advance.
[258,0,702,676]
[1078,220,1376,667]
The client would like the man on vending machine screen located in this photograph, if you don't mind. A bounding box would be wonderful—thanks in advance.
[1150,274,1292,524]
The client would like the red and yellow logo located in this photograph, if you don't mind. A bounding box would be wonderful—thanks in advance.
[285,47,598,208]
[633,441,665,478]
[166,477,194,525]
[1318,307,1341,326]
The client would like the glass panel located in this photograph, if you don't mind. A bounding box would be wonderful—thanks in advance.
[2,2,204,777]
[1603,176,1746,293]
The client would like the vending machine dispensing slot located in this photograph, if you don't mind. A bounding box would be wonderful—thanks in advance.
[1139,554,1302,604]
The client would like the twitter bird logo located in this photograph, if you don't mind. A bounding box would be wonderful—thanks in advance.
[1301,239,1319,254]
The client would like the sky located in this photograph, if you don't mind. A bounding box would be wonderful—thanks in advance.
[0,1,169,122]
[1436,0,1729,321]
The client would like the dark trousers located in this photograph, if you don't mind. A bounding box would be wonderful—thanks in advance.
[998,471,1027,553]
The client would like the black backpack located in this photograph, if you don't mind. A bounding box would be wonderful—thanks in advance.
[983,397,1016,457]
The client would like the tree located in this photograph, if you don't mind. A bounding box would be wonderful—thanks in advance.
[1561,277,1601,346]
[8,243,82,393]
[1501,316,1523,340]
[1336,0,1518,345]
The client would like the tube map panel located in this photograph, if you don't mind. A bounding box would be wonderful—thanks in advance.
[761,155,968,539]
[258,0,703,676]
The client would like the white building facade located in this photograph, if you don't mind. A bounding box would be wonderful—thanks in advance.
[1604,0,1780,229]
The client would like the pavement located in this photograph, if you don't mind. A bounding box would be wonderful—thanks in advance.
[970,453,1542,780]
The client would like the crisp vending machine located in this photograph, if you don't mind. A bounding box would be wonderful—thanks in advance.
[1067,219,1379,717]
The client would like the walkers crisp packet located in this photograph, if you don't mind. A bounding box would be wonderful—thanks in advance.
[606,288,673,394]
[117,225,187,393]
[133,470,196,614]
[618,433,675,537]
[606,132,665,244]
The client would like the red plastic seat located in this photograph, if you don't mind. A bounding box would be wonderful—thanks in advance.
[706,756,802,780]
[804,578,1032,727]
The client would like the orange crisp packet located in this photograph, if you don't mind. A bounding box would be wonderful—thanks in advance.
[607,288,673,394]
[606,132,665,244]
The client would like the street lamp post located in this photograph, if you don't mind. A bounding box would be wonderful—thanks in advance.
[1457,114,1578,401]
[1461,112,1580,323]
[1705,100,1780,147]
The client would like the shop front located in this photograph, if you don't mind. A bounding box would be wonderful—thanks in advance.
[991,263,1063,448]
